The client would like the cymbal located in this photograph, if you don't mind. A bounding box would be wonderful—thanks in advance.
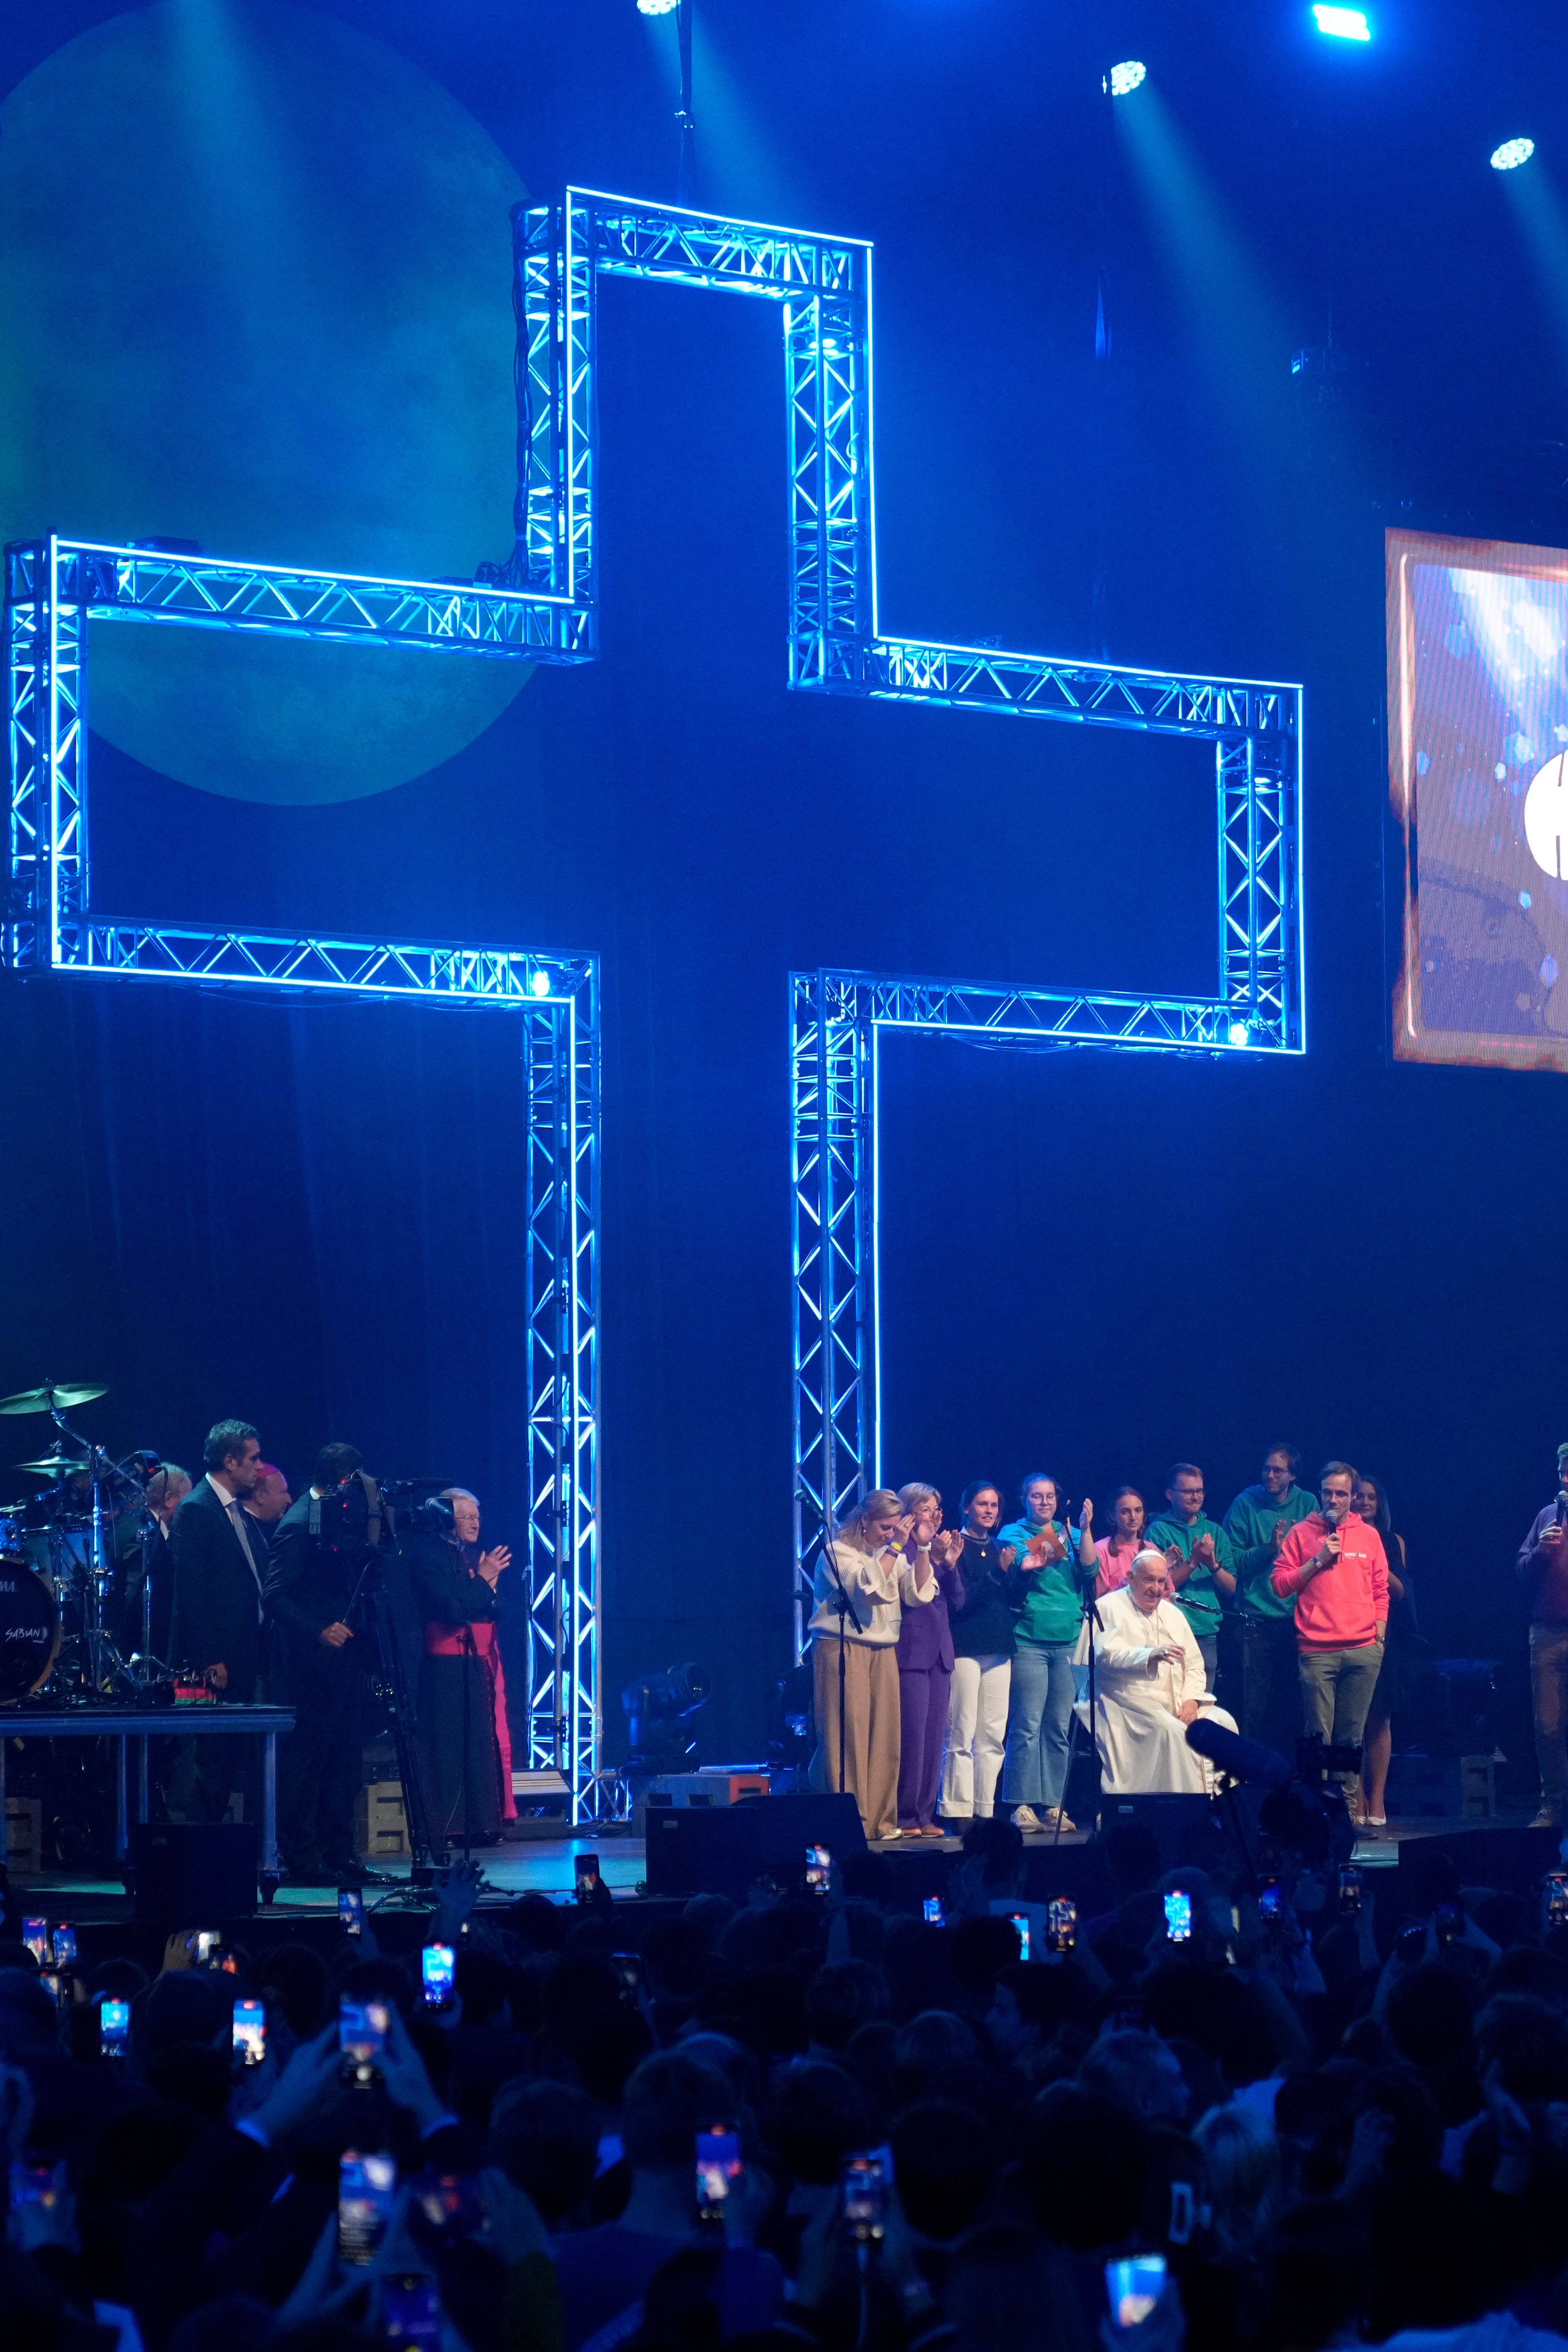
[0,1382,107,1417]
[13,1456,89,1477]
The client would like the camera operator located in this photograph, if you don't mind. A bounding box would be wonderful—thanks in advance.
[402,1485,516,1848]
[263,1441,379,1884]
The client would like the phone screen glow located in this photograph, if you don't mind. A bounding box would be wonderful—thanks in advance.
[421,1945,455,2006]
[695,2128,741,2214]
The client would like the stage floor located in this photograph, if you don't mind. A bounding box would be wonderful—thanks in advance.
[11,1804,1543,1922]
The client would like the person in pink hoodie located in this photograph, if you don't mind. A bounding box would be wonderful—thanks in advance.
[1271,1460,1388,1799]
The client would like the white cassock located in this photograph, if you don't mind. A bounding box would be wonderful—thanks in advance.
[1071,1588,1238,1795]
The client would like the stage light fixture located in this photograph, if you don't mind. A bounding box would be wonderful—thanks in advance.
[1312,5,1370,38]
[1105,60,1147,97]
[1227,1020,1251,1048]
[636,0,679,13]
[530,968,552,997]
[1491,137,1536,172]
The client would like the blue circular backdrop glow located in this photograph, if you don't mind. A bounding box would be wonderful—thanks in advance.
[0,0,530,803]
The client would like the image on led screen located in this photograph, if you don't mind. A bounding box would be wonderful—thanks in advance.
[1388,525,1568,1070]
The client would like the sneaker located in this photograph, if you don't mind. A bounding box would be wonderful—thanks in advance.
[1530,1810,1560,1831]
[1043,1807,1077,1833]
[1010,1805,1043,1831]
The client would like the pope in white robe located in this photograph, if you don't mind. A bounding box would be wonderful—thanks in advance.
[1071,1549,1239,1795]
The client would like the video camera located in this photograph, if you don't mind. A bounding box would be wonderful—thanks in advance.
[309,1470,392,1561]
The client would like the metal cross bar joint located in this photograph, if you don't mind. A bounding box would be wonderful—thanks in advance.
[791,934,1307,1650]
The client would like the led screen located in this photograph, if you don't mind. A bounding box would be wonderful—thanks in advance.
[1388,525,1568,1070]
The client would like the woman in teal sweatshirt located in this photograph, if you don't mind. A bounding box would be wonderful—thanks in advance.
[997,1471,1097,1831]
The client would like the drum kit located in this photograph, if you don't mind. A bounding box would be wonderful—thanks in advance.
[0,1380,170,1707]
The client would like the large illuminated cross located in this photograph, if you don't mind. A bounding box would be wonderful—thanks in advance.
[3,187,1303,1787]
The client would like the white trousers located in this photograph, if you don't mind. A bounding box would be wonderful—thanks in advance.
[942,1652,1011,1817]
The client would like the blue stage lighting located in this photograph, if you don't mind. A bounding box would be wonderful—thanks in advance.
[1227,1020,1251,1048]
[1312,5,1370,38]
[636,0,679,12]
[1106,60,1147,97]
[1491,137,1536,172]
[530,968,552,997]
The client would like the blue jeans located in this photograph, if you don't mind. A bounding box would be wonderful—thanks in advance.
[1002,1641,1077,1810]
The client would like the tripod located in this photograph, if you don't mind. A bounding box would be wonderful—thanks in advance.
[345,1546,439,1875]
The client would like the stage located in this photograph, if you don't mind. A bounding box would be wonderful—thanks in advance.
[11,1804,1555,1949]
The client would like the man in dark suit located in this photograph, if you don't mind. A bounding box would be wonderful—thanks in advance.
[264,1441,371,1884]
[169,1419,266,1824]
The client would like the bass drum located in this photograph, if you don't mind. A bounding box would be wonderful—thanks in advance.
[0,1556,62,1702]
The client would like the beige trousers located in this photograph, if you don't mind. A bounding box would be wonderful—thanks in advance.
[811,1636,901,1840]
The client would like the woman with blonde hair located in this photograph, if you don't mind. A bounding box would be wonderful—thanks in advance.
[808,1486,938,1841]
[1194,2098,1281,2257]
[894,1483,965,1835]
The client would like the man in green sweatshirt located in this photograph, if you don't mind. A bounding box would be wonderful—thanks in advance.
[1146,1463,1237,1696]
[1222,1443,1319,1759]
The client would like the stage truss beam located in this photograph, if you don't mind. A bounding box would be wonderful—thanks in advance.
[5,183,1306,1806]
[1,540,604,1823]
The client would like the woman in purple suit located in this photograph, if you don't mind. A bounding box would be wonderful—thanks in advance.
[895,1482,966,1835]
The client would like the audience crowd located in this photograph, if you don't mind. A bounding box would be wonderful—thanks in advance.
[7,1813,1568,2352]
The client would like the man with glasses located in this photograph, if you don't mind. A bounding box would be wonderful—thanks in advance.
[1146,1464,1237,1697]
[1223,1444,1319,1758]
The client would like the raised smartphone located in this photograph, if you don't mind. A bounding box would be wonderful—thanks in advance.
[922,1895,946,1926]
[233,1996,267,2067]
[805,1844,832,1893]
[9,2159,61,2211]
[695,2127,742,2220]
[383,2274,443,2346]
[841,2151,888,2243]
[1009,1910,1031,1962]
[100,1997,129,2059]
[421,1944,456,2012]
[340,1995,390,2066]
[1163,1890,1193,1943]
[51,1924,76,1967]
[1106,2253,1167,2330]
[22,1918,47,1964]
[339,1886,364,1937]
[338,2148,397,2265]
[1046,1896,1077,1954]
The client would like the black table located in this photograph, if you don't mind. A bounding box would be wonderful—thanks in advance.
[0,1704,296,1875]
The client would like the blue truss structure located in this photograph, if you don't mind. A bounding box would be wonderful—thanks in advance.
[4,184,1304,1789]
[2,538,604,1820]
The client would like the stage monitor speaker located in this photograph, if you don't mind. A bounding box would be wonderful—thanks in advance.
[1097,1793,1223,1870]
[133,1822,259,1920]
[644,1792,864,1899]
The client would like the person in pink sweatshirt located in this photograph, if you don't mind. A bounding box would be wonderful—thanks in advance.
[1271,1459,1388,1801]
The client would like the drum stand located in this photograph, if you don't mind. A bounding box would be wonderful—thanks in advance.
[47,1409,159,1698]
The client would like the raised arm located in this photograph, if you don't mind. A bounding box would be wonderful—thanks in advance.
[1272,1517,1332,1599]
